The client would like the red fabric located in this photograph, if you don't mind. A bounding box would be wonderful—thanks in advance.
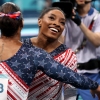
[0,11,21,19]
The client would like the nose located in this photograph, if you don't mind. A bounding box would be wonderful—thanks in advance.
[53,20,60,27]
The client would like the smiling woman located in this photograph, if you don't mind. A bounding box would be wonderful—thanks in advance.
[37,7,66,40]
[27,7,78,100]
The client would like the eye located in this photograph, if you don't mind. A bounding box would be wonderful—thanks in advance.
[60,21,65,25]
[48,16,55,20]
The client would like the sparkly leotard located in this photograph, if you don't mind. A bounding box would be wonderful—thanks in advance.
[0,39,98,100]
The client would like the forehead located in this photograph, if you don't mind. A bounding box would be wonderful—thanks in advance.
[44,9,65,19]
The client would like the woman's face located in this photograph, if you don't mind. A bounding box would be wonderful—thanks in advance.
[38,9,66,40]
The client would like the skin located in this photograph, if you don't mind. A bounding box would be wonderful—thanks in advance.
[0,26,23,61]
[76,0,85,5]
[31,9,66,52]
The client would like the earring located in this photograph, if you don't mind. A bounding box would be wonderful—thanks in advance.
[39,24,41,27]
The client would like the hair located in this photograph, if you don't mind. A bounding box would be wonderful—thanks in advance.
[39,7,66,19]
[0,2,23,37]
[60,0,76,7]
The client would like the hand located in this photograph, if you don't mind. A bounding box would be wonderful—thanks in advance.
[90,85,100,100]
[71,9,81,26]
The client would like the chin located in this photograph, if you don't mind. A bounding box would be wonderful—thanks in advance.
[48,36,57,41]
[77,1,85,5]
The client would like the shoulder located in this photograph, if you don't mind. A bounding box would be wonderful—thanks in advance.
[60,44,73,50]
[57,44,69,51]
[61,44,76,55]
[60,44,68,49]
[58,44,75,55]
[92,8,100,24]
[23,39,50,58]
[23,38,35,48]
[92,7,100,16]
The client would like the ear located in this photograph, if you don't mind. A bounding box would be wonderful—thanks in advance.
[38,18,42,27]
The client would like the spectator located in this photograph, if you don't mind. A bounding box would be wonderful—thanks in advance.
[43,0,52,9]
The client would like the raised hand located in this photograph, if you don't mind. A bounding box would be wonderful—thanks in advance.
[71,9,81,26]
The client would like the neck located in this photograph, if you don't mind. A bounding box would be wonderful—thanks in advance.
[77,3,91,17]
[0,34,21,44]
[31,34,61,53]
[0,33,22,62]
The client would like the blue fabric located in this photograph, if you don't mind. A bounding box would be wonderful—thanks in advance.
[49,44,68,57]
[3,38,99,89]
[88,7,94,15]
[18,38,98,89]
[77,73,100,100]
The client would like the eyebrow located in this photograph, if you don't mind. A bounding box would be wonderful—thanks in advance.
[50,14,66,21]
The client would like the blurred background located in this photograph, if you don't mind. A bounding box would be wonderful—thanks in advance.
[0,0,100,39]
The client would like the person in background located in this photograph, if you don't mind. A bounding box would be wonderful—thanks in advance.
[92,0,100,12]
[55,0,100,100]
[26,6,77,100]
[44,0,52,8]
[0,2,100,100]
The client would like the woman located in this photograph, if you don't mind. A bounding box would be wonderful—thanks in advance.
[25,7,77,100]
[0,2,100,100]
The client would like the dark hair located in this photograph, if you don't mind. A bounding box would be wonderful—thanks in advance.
[60,0,76,7]
[39,7,66,19]
[0,2,23,37]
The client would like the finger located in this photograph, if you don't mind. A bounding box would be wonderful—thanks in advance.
[72,9,76,15]
[90,90,95,98]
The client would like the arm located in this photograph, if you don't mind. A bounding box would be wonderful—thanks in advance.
[53,48,77,88]
[34,48,99,90]
[72,12,100,47]
[80,22,100,47]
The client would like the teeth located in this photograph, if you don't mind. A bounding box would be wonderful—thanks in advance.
[50,28,58,32]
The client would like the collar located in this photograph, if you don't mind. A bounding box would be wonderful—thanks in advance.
[88,7,94,15]
[77,7,94,19]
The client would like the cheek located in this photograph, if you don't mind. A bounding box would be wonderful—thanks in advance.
[41,23,48,31]
[43,19,50,25]
[41,20,49,30]
[61,26,65,32]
